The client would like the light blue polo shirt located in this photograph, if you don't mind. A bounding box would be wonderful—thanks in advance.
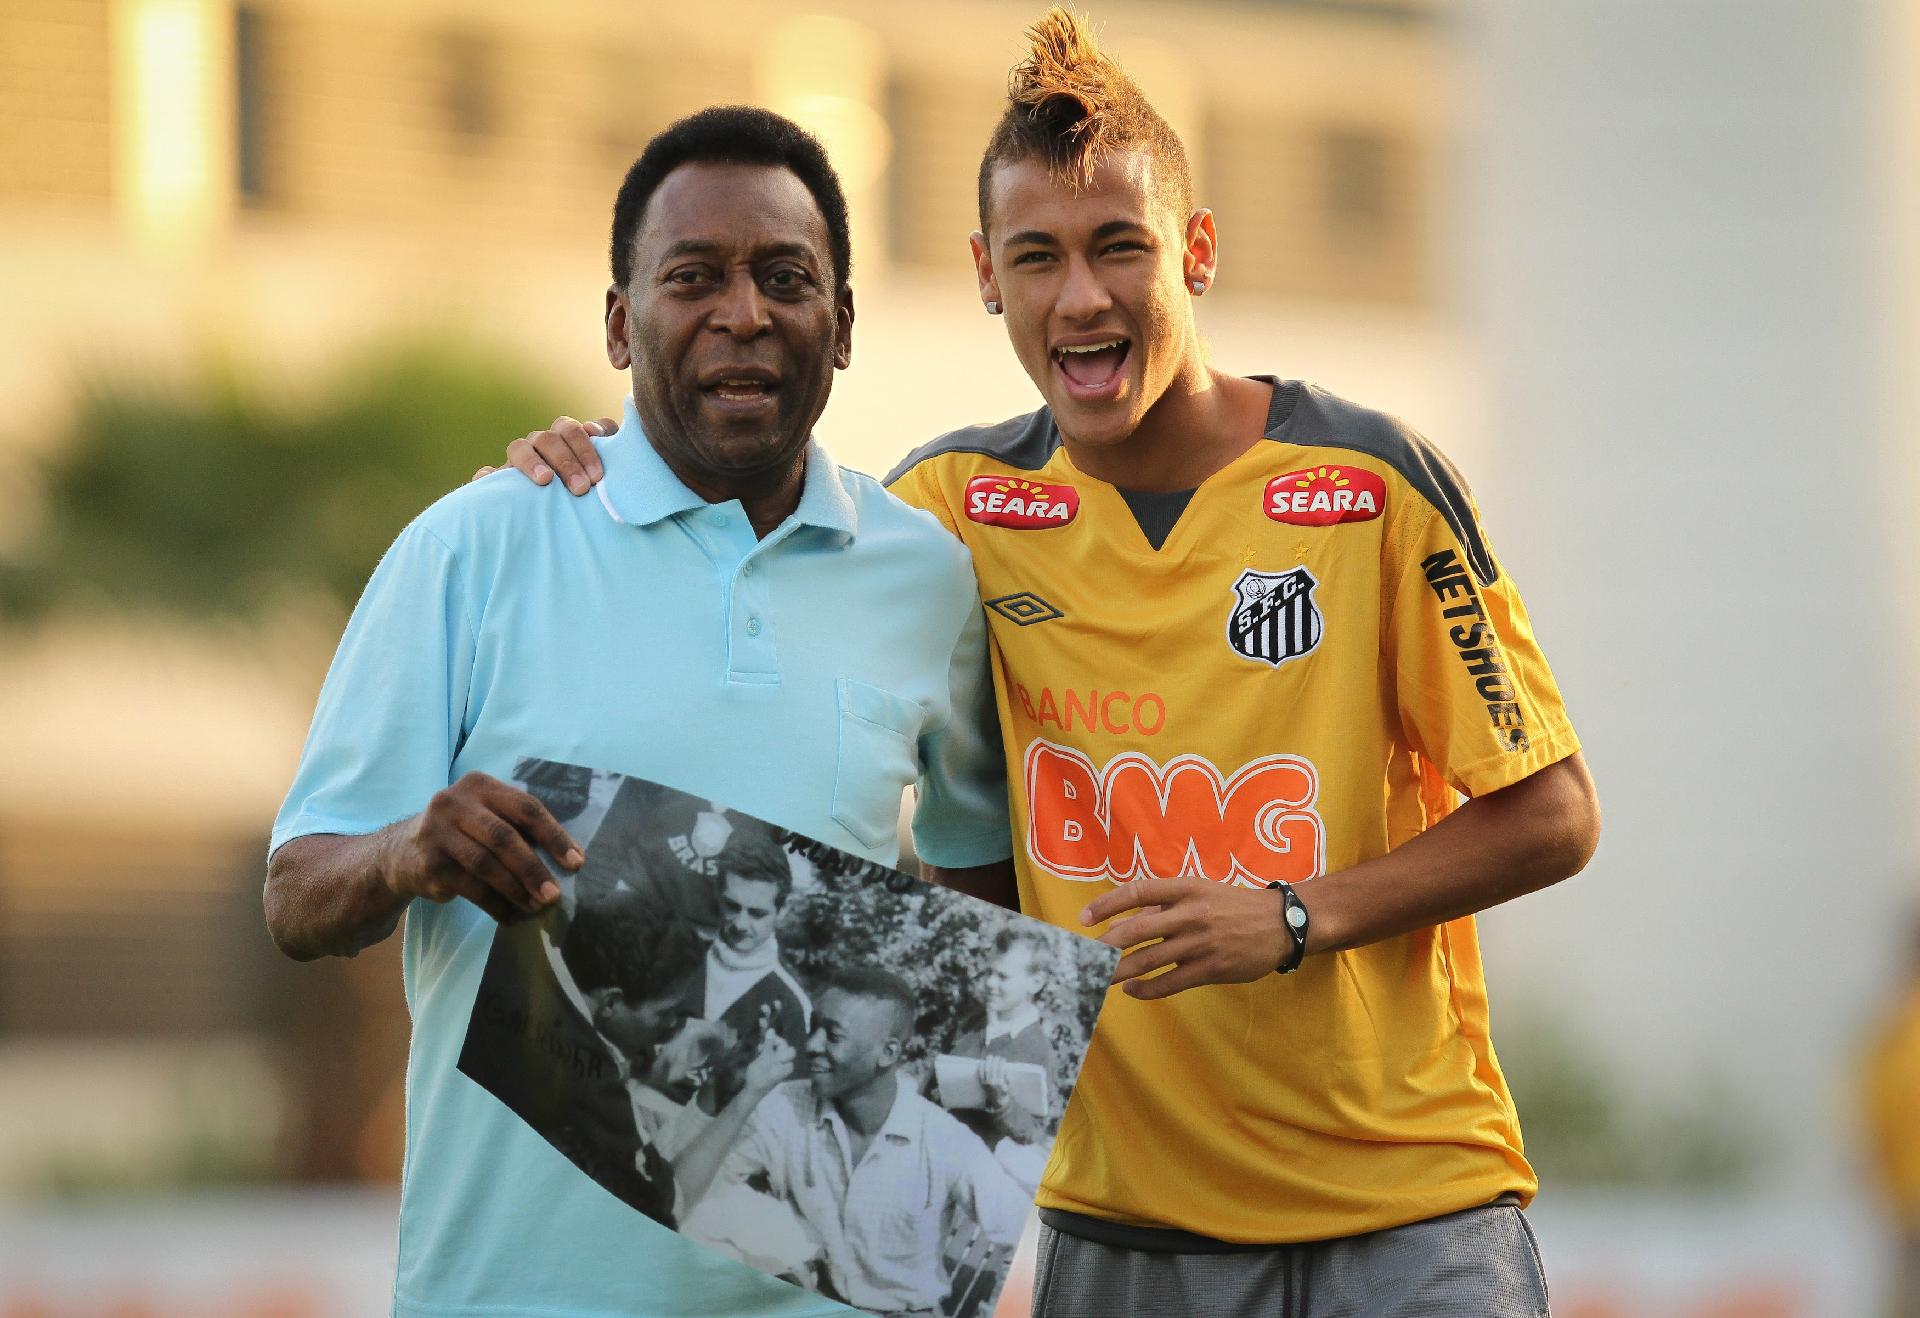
[271,397,1010,1318]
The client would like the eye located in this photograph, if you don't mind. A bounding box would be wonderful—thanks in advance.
[1010,250,1055,267]
[764,266,815,293]
[1102,239,1148,256]
[666,266,714,287]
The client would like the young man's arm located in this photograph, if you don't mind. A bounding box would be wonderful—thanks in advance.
[1088,485,1600,999]
[1083,753,1598,999]
[672,1032,794,1209]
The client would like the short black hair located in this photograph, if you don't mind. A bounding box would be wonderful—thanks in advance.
[826,966,916,1044]
[610,105,852,292]
[716,826,795,906]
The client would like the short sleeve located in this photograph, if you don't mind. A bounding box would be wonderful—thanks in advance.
[1387,501,1580,798]
[884,460,962,538]
[911,601,1013,867]
[269,519,477,854]
[715,1092,786,1199]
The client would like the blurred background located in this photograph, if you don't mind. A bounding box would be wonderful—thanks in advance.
[3,0,1918,1314]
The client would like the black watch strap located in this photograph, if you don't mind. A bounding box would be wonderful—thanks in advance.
[1265,880,1309,974]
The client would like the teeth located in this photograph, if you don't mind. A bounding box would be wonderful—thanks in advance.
[1056,340,1125,356]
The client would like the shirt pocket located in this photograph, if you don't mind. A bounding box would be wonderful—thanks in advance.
[831,678,924,852]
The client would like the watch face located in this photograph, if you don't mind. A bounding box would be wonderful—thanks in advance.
[1287,905,1308,929]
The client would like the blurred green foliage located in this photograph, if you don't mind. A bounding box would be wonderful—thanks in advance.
[0,339,567,624]
[1499,1008,1765,1188]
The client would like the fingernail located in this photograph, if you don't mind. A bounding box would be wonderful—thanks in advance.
[541,881,561,903]
[564,848,583,868]
[534,464,553,483]
[1079,906,1093,925]
[589,464,604,481]
[568,475,588,495]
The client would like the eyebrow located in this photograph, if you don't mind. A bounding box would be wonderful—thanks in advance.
[657,239,821,266]
[1004,219,1149,248]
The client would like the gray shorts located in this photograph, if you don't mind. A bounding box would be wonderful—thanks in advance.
[1030,1202,1550,1318]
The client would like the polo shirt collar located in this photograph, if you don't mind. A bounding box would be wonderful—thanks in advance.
[816,1071,922,1149]
[596,396,858,543]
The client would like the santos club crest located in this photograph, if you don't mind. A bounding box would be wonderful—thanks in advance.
[1227,567,1323,667]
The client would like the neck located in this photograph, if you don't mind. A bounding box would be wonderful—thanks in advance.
[988,1001,1038,1033]
[647,428,809,539]
[1061,364,1272,493]
[835,1069,899,1135]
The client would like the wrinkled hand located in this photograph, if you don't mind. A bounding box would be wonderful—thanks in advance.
[743,1031,797,1096]
[380,771,583,924]
[1081,877,1293,1000]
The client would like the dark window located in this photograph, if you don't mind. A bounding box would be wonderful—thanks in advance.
[1323,125,1395,233]
[438,28,501,143]
[234,4,270,204]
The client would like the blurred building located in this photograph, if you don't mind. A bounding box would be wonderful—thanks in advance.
[0,0,1455,1207]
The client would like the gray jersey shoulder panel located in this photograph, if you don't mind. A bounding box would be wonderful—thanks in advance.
[1266,379,1499,587]
[882,406,1060,486]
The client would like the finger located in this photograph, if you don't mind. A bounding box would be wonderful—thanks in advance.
[471,465,497,483]
[504,436,554,485]
[1124,961,1213,1001]
[1110,937,1185,985]
[435,842,523,924]
[450,806,546,914]
[1098,909,1182,952]
[1082,879,1191,928]
[533,417,601,494]
[487,782,582,878]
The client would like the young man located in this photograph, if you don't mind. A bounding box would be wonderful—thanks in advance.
[500,10,1599,1315]
[943,926,1057,1163]
[675,968,1031,1318]
[682,831,810,1048]
[267,107,1011,1318]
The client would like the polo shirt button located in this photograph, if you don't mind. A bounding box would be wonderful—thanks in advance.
[746,616,761,636]
[741,562,754,577]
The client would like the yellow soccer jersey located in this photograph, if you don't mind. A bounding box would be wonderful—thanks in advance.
[886,378,1581,1244]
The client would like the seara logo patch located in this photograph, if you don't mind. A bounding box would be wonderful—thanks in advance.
[1265,465,1386,526]
[965,475,1080,529]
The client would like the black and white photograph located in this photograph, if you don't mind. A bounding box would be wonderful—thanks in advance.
[457,759,1116,1318]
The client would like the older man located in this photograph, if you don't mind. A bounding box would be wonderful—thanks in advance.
[676,968,1030,1318]
[264,106,1011,1318]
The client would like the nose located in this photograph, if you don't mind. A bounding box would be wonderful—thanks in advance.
[710,269,772,339]
[1054,253,1113,323]
[805,1028,827,1059]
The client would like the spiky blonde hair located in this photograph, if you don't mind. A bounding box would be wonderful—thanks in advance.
[977,7,1194,229]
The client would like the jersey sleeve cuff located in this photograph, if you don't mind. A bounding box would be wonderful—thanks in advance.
[1448,722,1583,800]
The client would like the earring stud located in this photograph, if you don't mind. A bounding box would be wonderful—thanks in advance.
[1190,279,1206,295]
[985,300,1002,315]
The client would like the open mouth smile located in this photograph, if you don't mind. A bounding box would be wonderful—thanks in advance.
[700,367,782,411]
[1051,338,1131,401]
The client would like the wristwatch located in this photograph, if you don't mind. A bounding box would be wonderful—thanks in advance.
[1265,880,1310,975]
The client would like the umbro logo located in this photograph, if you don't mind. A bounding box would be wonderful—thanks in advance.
[986,592,1064,626]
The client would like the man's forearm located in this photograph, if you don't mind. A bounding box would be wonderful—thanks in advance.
[1303,751,1600,956]
[671,1087,765,1209]
[264,828,410,961]
[922,857,1019,910]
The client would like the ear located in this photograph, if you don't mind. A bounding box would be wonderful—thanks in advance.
[605,285,632,370]
[1183,209,1218,294]
[969,231,1002,312]
[834,284,855,371]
